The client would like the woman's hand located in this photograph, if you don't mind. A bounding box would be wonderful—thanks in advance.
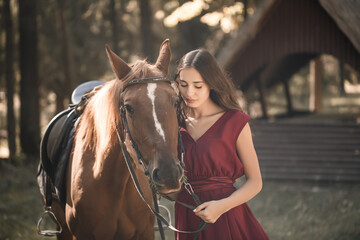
[193,200,227,223]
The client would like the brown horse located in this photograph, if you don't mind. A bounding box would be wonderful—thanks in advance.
[49,39,184,240]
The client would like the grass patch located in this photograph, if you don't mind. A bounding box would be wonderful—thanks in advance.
[249,181,360,240]
[1,160,359,240]
[0,160,43,240]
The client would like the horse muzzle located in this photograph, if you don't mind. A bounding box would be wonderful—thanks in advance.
[150,162,184,194]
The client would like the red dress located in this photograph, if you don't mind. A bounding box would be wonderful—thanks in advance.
[175,110,269,240]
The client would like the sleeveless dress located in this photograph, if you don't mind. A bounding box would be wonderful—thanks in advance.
[175,110,269,240]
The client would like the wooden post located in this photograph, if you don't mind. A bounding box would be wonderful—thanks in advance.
[256,77,268,119]
[283,80,293,115]
[339,61,346,96]
[309,57,322,113]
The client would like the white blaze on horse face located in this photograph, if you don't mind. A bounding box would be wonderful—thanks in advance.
[147,83,166,142]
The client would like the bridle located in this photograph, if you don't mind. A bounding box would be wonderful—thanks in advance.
[115,76,208,240]
[119,76,185,176]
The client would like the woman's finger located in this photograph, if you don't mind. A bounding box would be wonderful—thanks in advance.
[193,202,208,213]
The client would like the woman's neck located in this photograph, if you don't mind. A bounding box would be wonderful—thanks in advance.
[187,99,224,119]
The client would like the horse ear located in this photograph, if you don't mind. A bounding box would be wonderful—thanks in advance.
[105,44,131,80]
[155,39,171,76]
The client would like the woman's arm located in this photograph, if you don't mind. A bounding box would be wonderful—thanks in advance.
[193,123,263,223]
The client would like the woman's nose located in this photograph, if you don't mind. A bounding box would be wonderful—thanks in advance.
[186,86,195,97]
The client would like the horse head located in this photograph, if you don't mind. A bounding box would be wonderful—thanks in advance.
[105,39,184,195]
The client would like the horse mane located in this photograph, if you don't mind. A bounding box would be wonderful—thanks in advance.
[77,59,156,158]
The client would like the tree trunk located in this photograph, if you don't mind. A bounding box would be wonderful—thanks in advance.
[138,0,154,61]
[4,0,17,160]
[57,0,72,106]
[19,0,40,157]
[177,17,210,55]
[242,0,248,20]
[54,78,65,114]
[119,0,131,62]
[110,0,119,54]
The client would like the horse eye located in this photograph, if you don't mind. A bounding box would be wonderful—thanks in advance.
[125,104,134,114]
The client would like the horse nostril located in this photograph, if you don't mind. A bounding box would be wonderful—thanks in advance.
[152,168,163,185]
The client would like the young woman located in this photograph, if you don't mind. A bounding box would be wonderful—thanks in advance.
[174,49,269,240]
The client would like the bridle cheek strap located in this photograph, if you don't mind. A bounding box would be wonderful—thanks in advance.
[119,105,149,174]
[115,127,208,236]
[120,104,185,174]
[117,77,207,239]
[119,76,186,170]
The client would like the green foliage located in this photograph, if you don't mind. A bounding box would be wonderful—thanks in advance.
[0,0,254,157]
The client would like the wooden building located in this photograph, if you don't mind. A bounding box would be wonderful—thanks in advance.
[216,0,360,181]
[218,0,360,117]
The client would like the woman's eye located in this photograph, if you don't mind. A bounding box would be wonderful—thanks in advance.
[180,84,187,88]
[195,86,202,89]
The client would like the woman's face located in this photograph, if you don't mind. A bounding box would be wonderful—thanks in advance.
[178,67,211,109]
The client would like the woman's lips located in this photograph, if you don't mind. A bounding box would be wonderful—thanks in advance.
[186,98,195,103]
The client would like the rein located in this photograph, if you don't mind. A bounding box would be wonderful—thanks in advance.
[117,77,208,240]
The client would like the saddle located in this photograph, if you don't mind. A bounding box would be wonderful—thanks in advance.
[37,80,104,210]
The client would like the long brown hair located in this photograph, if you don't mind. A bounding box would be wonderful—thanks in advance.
[176,49,241,112]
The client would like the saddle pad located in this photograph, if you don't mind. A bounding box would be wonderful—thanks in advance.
[37,108,79,209]
[37,80,105,210]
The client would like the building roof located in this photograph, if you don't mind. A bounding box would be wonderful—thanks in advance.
[319,0,360,53]
[216,0,360,89]
[217,0,278,69]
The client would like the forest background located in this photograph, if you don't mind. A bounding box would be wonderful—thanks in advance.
[0,0,256,160]
[0,0,359,239]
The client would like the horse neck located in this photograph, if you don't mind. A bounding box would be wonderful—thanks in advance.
[75,80,126,179]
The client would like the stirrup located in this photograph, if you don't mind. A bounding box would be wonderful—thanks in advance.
[154,204,172,231]
[37,207,62,236]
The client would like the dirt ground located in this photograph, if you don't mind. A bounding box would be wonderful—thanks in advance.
[1,159,360,240]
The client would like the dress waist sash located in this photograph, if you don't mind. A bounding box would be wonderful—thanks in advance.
[188,177,235,193]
